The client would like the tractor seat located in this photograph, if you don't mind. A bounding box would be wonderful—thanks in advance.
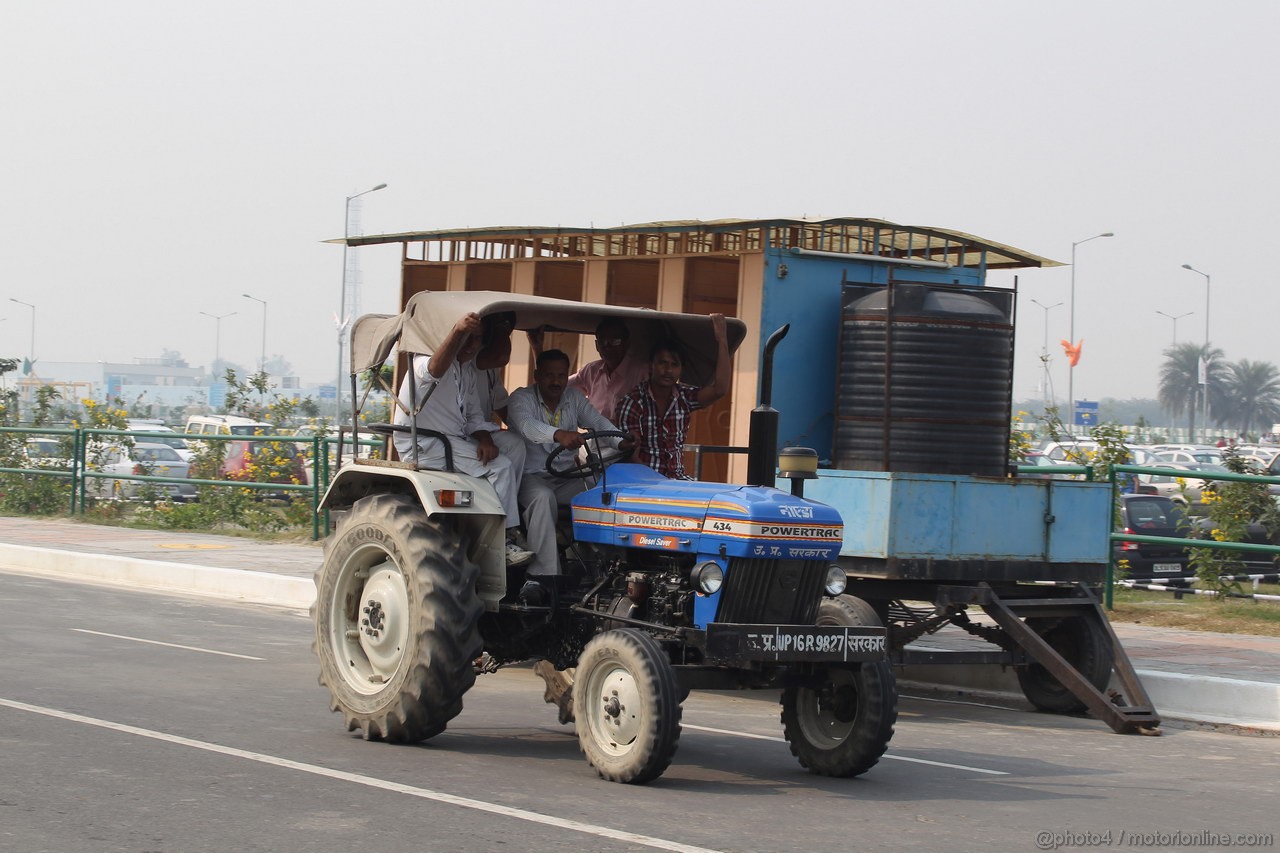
[364,423,455,472]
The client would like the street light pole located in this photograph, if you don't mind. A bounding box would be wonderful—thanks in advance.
[1182,264,1212,441]
[199,310,236,375]
[242,294,267,373]
[1067,232,1114,433]
[1030,299,1062,408]
[338,182,388,426]
[9,298,35,364]
[1155,309,1192,345]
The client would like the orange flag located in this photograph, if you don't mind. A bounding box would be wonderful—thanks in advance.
[1060,339,1083,367]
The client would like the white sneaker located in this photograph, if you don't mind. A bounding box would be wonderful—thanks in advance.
[504,539,535,567]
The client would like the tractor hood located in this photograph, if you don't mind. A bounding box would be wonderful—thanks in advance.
[572,464,844,560]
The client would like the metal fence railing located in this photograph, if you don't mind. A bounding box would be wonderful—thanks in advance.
[0,425,372,541]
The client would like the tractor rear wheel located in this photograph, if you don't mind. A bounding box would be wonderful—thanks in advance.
[781,594,897,777]
[574,628,682,784]
[313,494,482,742]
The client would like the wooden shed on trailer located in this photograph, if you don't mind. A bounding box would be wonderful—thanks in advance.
[339,217,1058,482]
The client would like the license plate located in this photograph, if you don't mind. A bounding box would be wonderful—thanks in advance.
[705,623,887,664]
[1152,563,1182,573]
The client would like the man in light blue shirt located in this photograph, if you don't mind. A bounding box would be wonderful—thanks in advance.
[508,349,634,594]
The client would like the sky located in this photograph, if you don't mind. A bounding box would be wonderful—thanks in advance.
[2,1,1277,406]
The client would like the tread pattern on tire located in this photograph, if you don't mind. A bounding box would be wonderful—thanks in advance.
[1016,615,1113,714]
[574,628,682,784]
[313,493,482,743]
[781,594,897,778]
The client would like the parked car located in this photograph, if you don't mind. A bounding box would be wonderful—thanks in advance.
[1190,516,1278,574]
[1039,439,1100,465]
[23,437,72,466]
[1136,462,1229,512]
[184,414,275,437]
[127,419,193,461]
[1114,494,1192,580]
[1154,447,1224,466]
[95,442,196,501]
[1235,446,1278,468]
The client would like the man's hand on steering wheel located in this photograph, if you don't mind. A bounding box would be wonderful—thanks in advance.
[545,429,632,479]
[554,429,585,450]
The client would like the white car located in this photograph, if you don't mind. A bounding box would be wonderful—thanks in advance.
[1039,439,1100,465]
[95,442,196,501]
[1137,462,1228,510]
[1154,448,1224,466]
[127,420,194,462]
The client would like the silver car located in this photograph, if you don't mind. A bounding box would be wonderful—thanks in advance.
[96,442,196,501]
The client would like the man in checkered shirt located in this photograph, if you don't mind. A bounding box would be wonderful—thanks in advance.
[616,314,730,480]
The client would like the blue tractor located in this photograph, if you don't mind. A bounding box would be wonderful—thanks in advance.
[314,291,895,784]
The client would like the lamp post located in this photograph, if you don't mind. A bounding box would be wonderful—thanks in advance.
[1181,264,1212,441]
[1155,310,1193,345]
[9,298,35,364]
[242,294,267,373]
[1066,232,1114,432]
[199,310,236,375]
[337,182,388,425]
[1030,299,1062,407]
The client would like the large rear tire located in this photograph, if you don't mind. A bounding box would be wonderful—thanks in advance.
[573,629,682,784]
[781,594,897,778]
[313,494,482,742]
[1016,615,1113,714]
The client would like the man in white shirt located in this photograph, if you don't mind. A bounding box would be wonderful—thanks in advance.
[507,348,634,597]
[392,311,533,567]
[467,311,526,474]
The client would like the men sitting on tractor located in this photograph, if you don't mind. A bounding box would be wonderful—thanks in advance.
[507,348,635,605]
[616,313,729,480]
[392,311,534,567]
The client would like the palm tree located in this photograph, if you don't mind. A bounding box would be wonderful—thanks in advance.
[1219,359,1280,438]
[1158,342,1227,439]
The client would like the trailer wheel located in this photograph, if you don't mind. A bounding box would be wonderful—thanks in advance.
[781,594,897,777]
[573,629,682,784]
[313,494,482,742]
[1016,615,1113,714]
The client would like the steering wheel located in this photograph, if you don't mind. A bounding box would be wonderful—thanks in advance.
[546,429,633,479]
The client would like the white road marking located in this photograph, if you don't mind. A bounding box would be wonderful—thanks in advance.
[0,697,724,853]
[70,628,265,661]
[681,723,1010,776]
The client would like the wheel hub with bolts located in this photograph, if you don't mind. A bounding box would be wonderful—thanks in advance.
[594,666,641,747]
[335,561,410,689]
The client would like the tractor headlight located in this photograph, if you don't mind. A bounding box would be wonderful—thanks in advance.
[824,564,848,596]
[691,561,724,595]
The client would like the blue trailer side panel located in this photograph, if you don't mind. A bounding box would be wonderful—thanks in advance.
[799,470,1111,564]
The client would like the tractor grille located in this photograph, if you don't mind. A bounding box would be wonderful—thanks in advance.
[716,559,825,625]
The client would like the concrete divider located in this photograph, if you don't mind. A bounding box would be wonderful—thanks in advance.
[0,542,314,611]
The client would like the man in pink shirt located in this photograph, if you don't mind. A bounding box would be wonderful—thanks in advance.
[567,319,650,421]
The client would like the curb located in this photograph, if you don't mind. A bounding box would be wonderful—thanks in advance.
[0,543,314,611]
[3,542,1277,732]
[900,663,1280,733]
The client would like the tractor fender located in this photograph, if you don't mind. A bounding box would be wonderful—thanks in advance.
[319,462,508,611]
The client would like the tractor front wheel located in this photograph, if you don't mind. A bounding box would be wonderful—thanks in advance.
[573,629,682,784]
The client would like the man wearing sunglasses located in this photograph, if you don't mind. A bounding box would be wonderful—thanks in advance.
[566,318,651,421]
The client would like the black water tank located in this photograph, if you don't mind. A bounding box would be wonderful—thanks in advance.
[834,282,1014,476]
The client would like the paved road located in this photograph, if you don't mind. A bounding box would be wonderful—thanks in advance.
[2,576,1277,853]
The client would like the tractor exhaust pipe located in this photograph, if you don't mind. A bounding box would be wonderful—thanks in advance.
[747,324,789,486]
